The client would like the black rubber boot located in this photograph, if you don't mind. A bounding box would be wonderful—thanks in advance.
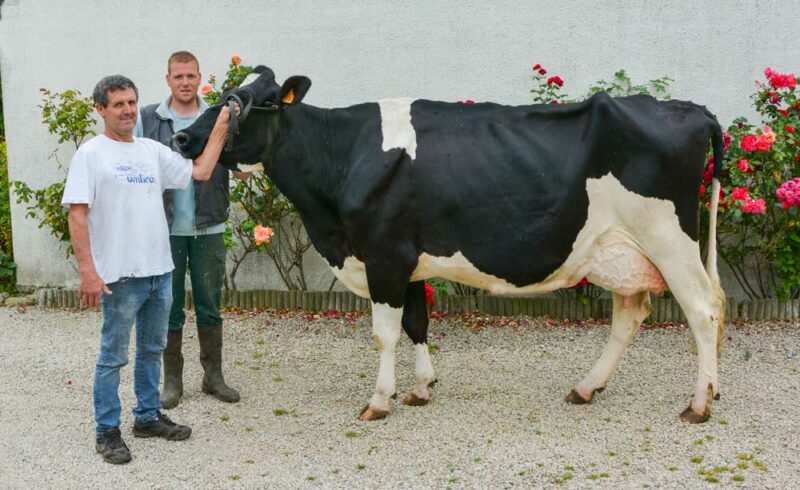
[198,325,240,403]
[161,329,184,409]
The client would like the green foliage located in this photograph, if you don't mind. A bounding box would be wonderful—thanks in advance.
[12,180,71,254]
[38,88,96,149]
[700,67,800,299]
[586,69,673,99]
[12,88,96,258]
[0,78,16,291]
[0,72,4,136]
[202,56,254,106]
[531,65,672,105]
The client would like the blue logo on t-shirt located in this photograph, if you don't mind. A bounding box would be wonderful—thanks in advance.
[115,161,156,184]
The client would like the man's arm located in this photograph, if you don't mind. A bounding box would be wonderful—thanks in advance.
[68,204,111,308]
[191,106,233,181]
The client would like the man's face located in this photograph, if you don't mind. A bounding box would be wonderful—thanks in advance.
[96,88,138,136]
[167,60,201,105]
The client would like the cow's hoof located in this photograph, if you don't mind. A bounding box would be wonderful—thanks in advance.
[565,389,592,404]
[564,387,603,405]
[402,393,430,406]
[679,405,711,424]
[359,405,389,421]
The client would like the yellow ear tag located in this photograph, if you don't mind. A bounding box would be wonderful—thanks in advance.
[281,88,295,104]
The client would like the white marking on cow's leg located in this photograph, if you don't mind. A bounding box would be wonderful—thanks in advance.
[571,291,651,402]
[361,303,402,419]
[407,343,436,403]
[378,98,417,160]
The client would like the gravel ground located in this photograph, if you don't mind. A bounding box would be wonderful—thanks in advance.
[0,305,798,489]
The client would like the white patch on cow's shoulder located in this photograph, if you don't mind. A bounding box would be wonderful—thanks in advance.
[235,162,264,173]
[411,173,693,297]
[240,72,260,87]
[378,97,417,160]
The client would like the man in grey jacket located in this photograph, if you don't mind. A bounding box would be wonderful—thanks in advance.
[136,51,249,408]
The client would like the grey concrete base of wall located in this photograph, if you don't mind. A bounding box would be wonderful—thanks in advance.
[35,289,800,322]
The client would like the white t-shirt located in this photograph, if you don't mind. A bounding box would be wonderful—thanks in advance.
[61,134,193,284]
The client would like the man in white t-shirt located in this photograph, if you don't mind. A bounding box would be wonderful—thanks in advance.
[61,74,232,465]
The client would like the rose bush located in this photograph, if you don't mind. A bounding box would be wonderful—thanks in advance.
[700,67,800,299]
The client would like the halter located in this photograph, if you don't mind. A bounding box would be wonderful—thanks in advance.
[224,94,281,151]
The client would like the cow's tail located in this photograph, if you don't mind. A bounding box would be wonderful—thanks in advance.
[705,117,723,286]
[705,114,726,354]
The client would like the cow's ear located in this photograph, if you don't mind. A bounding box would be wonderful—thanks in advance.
[279,76,311,107]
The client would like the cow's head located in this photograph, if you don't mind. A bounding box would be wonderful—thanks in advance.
[173,65,311,171]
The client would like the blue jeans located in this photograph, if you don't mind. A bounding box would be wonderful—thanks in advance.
[94,273,172,434]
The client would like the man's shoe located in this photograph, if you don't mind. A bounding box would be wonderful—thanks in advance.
[95,427,132,464]
[132,411,192,441]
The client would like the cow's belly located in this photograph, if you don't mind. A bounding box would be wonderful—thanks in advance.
[333,173,683,299]
[412,173,678,296]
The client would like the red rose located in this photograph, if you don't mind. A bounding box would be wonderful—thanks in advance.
[533,64,542,71]
[539,68,547,75]
[731,186,750,202]
[699,184,706,196]
[778,109,789,117]
[424,283,435,306]
[741,134,758,152]
[546,76,564,87]
[722,131,732,150]
[465,99,475,104]
[785,125,796,133]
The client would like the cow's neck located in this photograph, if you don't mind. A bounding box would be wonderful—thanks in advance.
[264,104,366,266]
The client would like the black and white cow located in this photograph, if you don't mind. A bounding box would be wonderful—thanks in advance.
[175,66,725,423]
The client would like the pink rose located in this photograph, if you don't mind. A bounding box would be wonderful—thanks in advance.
[741,198,766,214]
[254,225,274,246]
[776,178,800,209]
[722,131,732,150]
[200,84,213,95]
[737,159,750,173]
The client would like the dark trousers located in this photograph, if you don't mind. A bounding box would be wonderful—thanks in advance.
[169,234,226,331]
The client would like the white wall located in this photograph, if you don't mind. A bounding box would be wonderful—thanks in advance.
[1,0,798,295]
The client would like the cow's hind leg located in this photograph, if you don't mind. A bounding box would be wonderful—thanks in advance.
[566,291,651,404]
[400,281,436,406]
[646,242,724,423]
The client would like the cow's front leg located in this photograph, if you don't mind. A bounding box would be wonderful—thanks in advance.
[359,302,403,421]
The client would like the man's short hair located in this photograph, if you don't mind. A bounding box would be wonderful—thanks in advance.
[92,75,138,107]
[168,51,200,73]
